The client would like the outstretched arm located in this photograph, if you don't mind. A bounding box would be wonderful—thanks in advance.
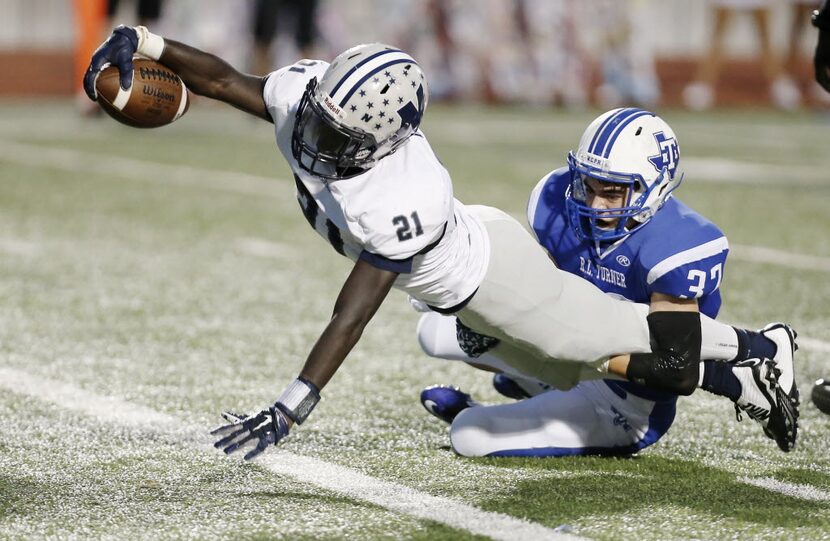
[300,259,399,389]
[211,259,399,460]
[84,25,270,120]
[157,38,270,120]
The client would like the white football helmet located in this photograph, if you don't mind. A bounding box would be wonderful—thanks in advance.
[566,108,682,243]
[291,43,428,180]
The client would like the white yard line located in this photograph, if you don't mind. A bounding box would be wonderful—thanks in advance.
[797,336,830,354]
[682,157,828,184]
[0,366,581,541]
[234,237,295,260]
[738,477,830,502]
[0,139,288,198]
[730,244,830,273]
[0,239,41,256]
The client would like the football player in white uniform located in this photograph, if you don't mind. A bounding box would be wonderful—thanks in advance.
[84,27,797,460]
[418,109,799,456]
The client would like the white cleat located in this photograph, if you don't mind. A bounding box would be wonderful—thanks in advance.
[759,322,798,398]
[732,355,799,452]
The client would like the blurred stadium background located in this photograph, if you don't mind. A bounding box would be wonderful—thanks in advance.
[0,0,824,109]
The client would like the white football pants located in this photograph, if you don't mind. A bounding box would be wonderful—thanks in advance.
[453,206,737,390]
[450,379,676,457]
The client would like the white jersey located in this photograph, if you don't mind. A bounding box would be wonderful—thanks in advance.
[262,61,489,310]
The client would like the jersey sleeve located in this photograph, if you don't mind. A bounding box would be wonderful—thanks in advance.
[350,136,454,274]
[357,197,450,273]
[644,236,729,300]
[526,175,550,242]
[262,60,328,128]
[526,168,571,265]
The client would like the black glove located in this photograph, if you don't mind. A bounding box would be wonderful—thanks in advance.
[210,406,290,461]
[83,25,139,100]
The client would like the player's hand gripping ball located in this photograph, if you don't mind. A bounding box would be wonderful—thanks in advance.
[94,58,189,128]
[812,378,830,415]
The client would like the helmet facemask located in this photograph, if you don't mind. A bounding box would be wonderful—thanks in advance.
[292,78,379,180]
[565,151,670,244]
[563,108,683,248]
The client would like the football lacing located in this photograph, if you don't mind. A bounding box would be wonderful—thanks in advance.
[138,66,180,86]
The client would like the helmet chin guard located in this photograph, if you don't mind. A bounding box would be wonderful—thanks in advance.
[565,108,683,244]
[291,43,428,180]
[292,78,378,179]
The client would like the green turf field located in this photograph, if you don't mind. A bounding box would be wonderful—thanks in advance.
[1,101,829,540]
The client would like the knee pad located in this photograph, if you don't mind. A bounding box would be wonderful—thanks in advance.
[417,313,470,361]
[627,311,701,396]
[416,313,441,357]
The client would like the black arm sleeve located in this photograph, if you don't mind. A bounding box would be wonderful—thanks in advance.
[626,311,702,396]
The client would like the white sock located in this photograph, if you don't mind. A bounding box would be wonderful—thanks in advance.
[700,314,739,361]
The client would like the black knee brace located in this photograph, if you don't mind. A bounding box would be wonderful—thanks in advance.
[626,311,701,396]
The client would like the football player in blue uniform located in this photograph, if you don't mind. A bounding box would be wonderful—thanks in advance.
[419,109,799,456]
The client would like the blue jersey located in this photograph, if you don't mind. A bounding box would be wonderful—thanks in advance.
[527,167,729,400]
[528,168,728,318]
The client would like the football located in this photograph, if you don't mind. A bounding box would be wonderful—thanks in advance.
[811,378,830,415]
[95,57,189,128]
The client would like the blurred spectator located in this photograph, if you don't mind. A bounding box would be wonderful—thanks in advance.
[249,0,319,76]
[814,0,830,91]
[785,0,825,103]
[108,0,163,26]
[594,0,661,107]
[73,0,107,101]
[439,0,590,106]
[423,0,458,100]
[516,0,591,107]
[683,0,801,110]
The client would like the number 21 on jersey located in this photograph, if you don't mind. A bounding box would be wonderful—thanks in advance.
[393,211,424,242]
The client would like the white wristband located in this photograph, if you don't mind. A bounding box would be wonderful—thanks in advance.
[276,378,320,425]
[135,25,165,61]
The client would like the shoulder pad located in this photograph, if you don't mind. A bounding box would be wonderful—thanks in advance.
[638,199,726,271]
[263,60,328,114]
[527,167,569,238]
[350,138,453,260]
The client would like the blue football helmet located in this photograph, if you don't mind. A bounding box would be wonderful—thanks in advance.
[565,108,682,244]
